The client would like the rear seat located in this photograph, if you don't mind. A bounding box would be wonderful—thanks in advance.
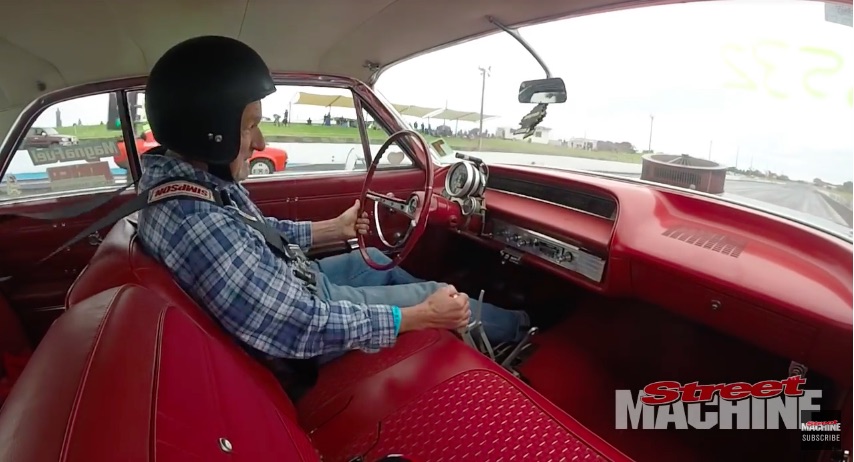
[58,218,630,461]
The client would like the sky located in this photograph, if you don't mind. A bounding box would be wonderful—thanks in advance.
[31,0,853,183]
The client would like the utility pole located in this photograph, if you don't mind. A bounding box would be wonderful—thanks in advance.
[477,66,491,151]
[708,140,713,160]
[735,146,739,169]
[647,115,654,152]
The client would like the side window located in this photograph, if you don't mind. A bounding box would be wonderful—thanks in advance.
[1,92,132,203]
[362,107,415,170]
[106,85,418,180]
[249,85,415,177]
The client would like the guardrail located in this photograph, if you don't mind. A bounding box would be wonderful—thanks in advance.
[816,188,853,227]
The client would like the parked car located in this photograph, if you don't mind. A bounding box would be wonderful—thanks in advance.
[113,129,288,174]
[21,127,78,149]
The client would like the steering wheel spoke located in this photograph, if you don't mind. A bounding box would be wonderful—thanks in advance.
[365,190,416,219]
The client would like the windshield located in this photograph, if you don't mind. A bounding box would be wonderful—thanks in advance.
[375,0,853,239]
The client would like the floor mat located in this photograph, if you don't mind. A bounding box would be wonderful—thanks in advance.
[516,296,807,462]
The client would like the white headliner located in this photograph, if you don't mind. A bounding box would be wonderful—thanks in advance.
[0,0,675,137]
[0,0,841,135]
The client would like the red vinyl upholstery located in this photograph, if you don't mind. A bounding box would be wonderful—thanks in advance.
[0,295,30,406]
[0,284,320,462]
[56,218,631,461]
[0,296,28,357]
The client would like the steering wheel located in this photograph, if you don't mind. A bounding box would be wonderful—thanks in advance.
[358,129,435,270]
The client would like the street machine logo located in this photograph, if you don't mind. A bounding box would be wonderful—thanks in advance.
[616,376,843,450]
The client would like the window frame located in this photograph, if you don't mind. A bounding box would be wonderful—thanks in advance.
[0,74,430,206]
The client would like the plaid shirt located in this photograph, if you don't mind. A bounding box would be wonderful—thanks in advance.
[136,154,397,358]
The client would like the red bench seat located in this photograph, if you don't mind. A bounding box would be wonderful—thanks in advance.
[17,217,631,461]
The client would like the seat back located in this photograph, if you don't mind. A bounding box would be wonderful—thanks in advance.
[0,284,320,462]
[67,218,301,417]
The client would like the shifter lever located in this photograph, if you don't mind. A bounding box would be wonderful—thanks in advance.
[458,289,495,361]
[473,290,495,360]
[500,327,538,368]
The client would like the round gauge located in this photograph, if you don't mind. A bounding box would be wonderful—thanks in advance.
[444,161,482,198]
[460,197,480,216]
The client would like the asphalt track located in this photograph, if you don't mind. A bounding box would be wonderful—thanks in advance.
[720,181,851,227]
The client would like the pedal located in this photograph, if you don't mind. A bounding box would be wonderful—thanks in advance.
[510,342,537,367]
[495,341,537,369]
[493,342,517,363]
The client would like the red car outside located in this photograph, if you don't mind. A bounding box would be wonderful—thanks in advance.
[114,129,288,174]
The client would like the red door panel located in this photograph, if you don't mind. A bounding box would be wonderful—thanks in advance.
[246,168,426,253]
[0,192,135,341]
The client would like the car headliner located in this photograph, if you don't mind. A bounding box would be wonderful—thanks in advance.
[0,0,842,145]
[0,0,685,140]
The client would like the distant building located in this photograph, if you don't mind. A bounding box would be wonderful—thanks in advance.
[570,137,598,150]
[497,126,552,144]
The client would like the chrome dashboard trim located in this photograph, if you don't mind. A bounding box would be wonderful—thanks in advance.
[490,219,607,283]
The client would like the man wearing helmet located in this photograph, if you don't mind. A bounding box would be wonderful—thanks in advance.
[137,36,531,363]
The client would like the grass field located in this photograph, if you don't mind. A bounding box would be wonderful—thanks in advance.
[55,123,643,164]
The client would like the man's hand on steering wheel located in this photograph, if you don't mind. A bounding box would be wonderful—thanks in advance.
[337,199,371,239]
[358,130,435,270]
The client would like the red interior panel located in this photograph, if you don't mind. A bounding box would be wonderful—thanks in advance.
[247,169,425,222]
[0,191,136,339]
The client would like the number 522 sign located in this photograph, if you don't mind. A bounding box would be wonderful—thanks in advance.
[720,40,852,107]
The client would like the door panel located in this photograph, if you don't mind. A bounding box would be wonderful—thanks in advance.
[0,192,135,340]
[246,168,426,251]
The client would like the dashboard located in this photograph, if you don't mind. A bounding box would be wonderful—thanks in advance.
[441,157,616,286]
[435,157,852,386]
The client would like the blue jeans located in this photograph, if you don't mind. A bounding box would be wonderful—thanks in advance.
[312,248,529,361]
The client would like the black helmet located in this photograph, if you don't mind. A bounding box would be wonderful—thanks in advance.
[145,36,275,169]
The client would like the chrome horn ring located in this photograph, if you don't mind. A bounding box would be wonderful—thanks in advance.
[372,194,419,248]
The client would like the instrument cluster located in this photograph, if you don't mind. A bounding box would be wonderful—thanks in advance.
[443,159,488,216]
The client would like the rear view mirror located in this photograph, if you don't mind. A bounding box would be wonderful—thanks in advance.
[518,77,567,104]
